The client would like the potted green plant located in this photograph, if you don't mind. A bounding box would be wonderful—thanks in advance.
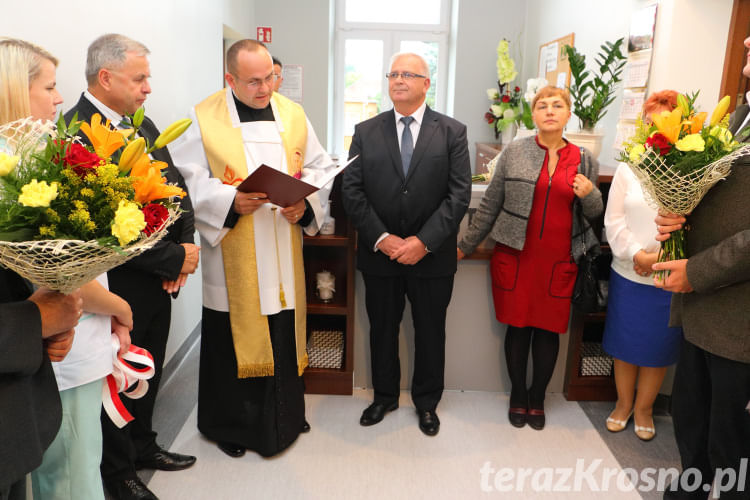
[562,38,626,158]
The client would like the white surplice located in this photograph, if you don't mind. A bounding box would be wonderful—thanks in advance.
[169,88,334,314]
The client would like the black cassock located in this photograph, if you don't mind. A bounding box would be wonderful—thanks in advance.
[197,97,306,457]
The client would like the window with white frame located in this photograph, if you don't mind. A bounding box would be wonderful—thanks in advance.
[333,0,451,154]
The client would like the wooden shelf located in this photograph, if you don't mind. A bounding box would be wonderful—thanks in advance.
[303,234,350,247]
[307,303,348,315]
[303,367,353,395]
[302,175,355,395]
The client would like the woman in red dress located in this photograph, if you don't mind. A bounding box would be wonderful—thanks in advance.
[458,87,602,430]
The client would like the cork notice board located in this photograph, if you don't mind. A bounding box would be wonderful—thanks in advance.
[538,33,575,89]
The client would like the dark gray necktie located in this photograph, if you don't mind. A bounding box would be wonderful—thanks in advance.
[400,116,415,175]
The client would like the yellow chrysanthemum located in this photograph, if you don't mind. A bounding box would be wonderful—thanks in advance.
[675,133,705,152]
[111,200,146,246]
[18,180,59,207]
[628,144,646,163]
[0,152,19,176]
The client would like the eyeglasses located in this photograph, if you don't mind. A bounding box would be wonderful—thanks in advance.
[385,71,426,81]
[233,72,276,89]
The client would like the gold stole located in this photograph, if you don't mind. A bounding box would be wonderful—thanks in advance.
[194,89,308,378]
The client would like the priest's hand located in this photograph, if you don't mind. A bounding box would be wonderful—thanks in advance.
[391,236,428,265]
[281,200,306,224]
[234,192,268,215]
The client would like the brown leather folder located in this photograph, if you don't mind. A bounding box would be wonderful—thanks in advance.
[236,164,317,207]
[235,156,356,207]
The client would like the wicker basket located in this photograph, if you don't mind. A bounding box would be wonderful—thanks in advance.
[307,329,344,369]
[0,209,179,294]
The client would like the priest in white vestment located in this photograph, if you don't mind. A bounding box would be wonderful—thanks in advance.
[169,39,334,457]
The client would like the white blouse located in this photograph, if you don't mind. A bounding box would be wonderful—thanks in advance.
[604,163,661,286]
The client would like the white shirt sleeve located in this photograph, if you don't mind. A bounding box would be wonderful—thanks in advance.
[167,108,238,247]
[604,164,644,263]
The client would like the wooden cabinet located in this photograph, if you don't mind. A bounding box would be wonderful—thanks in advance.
[302,175,355,395]
[563,174,617,401]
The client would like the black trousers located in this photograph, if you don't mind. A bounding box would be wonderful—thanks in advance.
[362,273,454,411]
[664,339,750,499]
[100,287,171,481]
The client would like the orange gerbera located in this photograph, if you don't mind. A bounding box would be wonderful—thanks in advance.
[79,113,132,160]
[133,165,185,204]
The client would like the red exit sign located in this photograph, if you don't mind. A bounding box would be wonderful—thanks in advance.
[257,27,272,43]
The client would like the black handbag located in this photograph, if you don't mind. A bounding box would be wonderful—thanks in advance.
[571,148,607,313]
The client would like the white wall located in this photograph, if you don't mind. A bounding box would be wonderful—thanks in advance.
[452,0,527,173]
[648,0,733,109]
[254,0,333,147]
[522,0,643,168]
[0,0,256,363]
[521,0,733,169]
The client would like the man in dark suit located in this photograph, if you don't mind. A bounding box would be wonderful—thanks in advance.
[342,52,471,436]
[64,34,198,500]
[0,275,81,500]
[655,36,750,499]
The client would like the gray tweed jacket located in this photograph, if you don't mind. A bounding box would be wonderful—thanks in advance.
[458,136,603,261]
[668,105,750,363]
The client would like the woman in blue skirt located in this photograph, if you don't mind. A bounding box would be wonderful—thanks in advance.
[602,90,682,441]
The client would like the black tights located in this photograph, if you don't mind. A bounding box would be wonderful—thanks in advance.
[504,326,560,410]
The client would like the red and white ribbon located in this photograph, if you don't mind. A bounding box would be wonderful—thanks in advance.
[102,334,155,428]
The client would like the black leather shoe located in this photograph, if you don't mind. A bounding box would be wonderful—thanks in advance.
[417,409,440,436]
[301,420,311,433]
[135,446,196,471]
[359,401,398,426]
[217,441,246,458]
[527,408,546,430]
[508,407,527,428]
[104,476,158,500]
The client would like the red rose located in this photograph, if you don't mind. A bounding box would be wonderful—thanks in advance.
[63,143,102,178]
[484,112,495,123]
[501,95,510,103]
[646,133,672,156]
[142,203,169,236]
[514,86,520,92]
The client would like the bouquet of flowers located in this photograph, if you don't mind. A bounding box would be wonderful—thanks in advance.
[472,152,498,184]
[0,111,190,293]
[484,40,520,139]
[619,92,750,277]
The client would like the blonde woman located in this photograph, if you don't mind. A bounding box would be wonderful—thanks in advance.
[0,38,133,500]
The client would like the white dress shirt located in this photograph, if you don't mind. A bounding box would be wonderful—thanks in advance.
[374,101,428,251]
[604,163,661,285]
